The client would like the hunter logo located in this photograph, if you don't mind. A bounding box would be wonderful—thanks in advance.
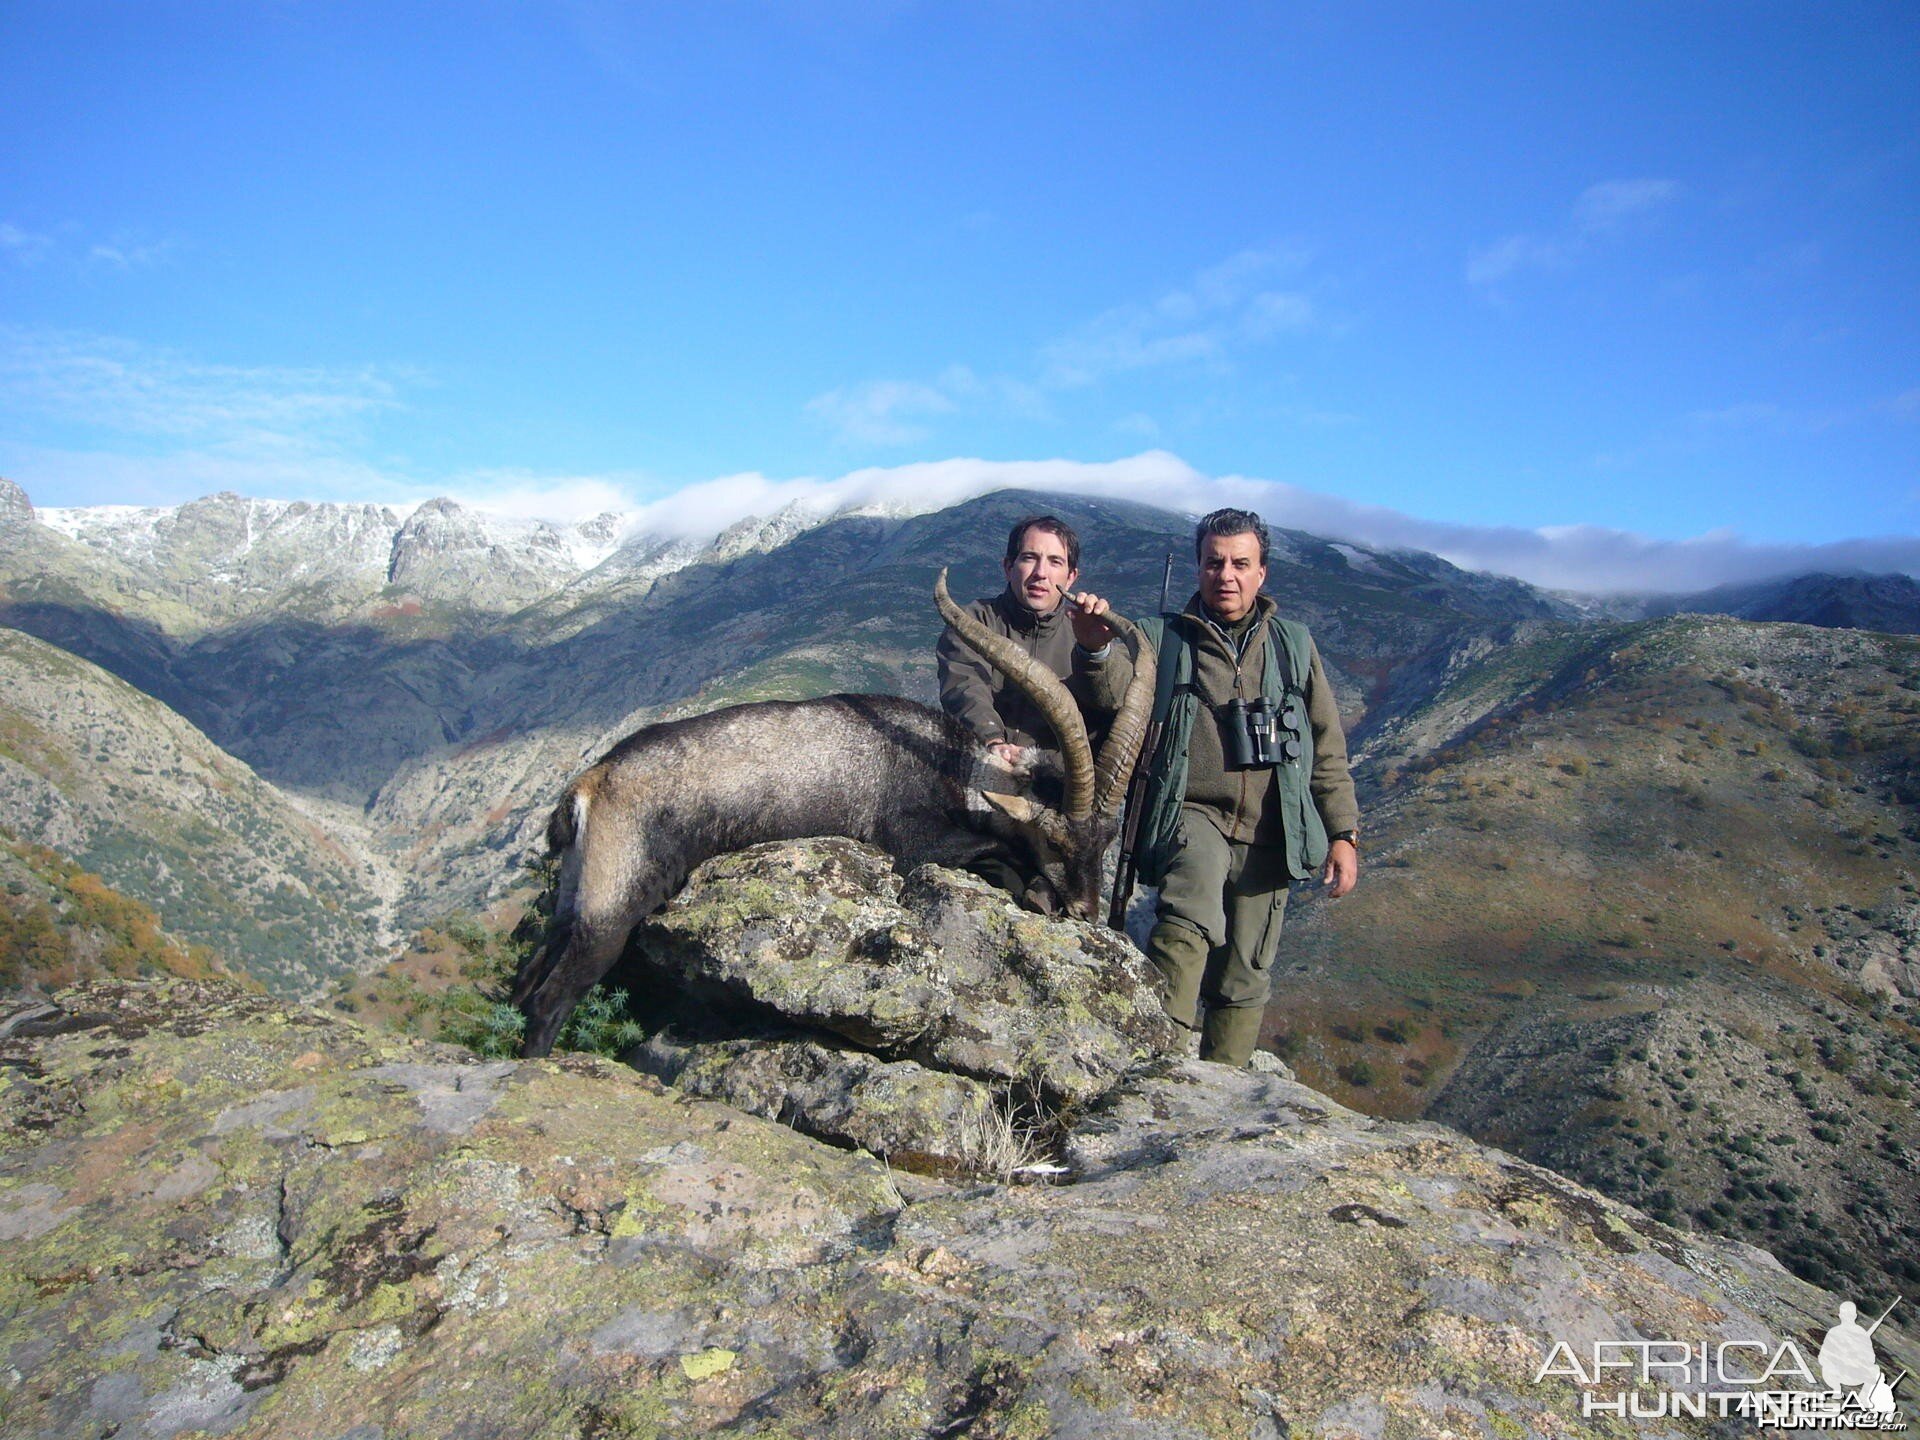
[1534,1296,1909,1428]
[1818,1302,1907,1422]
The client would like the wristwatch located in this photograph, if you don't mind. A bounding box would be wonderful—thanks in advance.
[1330,829,1360,853]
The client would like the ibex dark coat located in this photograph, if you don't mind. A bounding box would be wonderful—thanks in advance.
[511,573,1155,1057]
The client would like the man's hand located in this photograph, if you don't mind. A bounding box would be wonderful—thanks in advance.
[988,740,1025,765]
[1321,838,1358,898]
[1067,591,1117,651]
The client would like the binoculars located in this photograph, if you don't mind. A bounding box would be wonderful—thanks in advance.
[1222,696,1304,769]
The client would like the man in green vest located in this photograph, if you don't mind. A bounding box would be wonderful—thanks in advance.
[1087,508,1359,1066]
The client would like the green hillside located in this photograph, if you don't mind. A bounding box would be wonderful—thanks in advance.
[0,629,395,995]
[0,834,243,992]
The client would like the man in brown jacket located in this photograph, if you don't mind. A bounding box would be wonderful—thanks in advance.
[1087,508,1359,1066]
[936,514,1120,758]
[936,514,1121,904]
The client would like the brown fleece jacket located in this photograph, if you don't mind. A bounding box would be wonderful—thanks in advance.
[935,588,1113,750]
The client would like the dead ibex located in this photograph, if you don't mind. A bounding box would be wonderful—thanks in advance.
[510,569,1156,1057]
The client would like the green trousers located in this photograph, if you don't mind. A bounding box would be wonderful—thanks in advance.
[1145,808,1292,1068]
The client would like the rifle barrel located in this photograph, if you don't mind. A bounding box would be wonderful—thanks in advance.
[1867,1296,1901,1334]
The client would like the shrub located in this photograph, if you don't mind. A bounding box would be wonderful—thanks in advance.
[440,997,527,1058]
[957,1092,1049,1182]
[442,914,490,954]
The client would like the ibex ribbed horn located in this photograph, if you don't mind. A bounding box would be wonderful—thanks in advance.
[1092,610,1156,818]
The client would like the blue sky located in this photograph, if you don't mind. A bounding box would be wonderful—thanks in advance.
[2,2,1916,589]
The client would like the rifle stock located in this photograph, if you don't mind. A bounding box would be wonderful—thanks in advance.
[1106,718,1162,930]
[1107,549,1175,933]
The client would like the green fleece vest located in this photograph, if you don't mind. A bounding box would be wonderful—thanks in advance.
[1134,612,1331,884]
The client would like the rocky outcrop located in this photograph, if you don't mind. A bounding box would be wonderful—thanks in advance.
[5,978,1912,1438]
[612,838,1179,1173]
[1829,897,1920,1001]
[0,475,33,534]
[387,497,582,610]
[634,1030,1009,1177]
[629,839,1179,1107]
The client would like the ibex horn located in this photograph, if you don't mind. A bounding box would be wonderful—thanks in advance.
[934,568,1096,821]
[1091,610,1157,817]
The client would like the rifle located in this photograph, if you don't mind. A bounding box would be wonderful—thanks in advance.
[1107,550,1175,931]
[1866,1296,1900,1335]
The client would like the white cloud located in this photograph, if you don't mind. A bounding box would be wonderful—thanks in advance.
[1469,178,1682,290]
[619,452,1209,541]
[430,470,647,524]
[0,222,55,266]
[1039,247,1317,389]
[479,452,1920,596]
[1682,400,1860,437]
[1,221,178,272]
[1241,291,1317,339]
[0,327,423,513]
[810,248,1327,446]
[805,378,956,446]
[1573,178,1682,233]
[1593,383,1920,476]
[805,363,1060,447]
[0,327,402,441]
[1466,233,1565,288]
[2,442,415,512]
[85,238,177,271]
[937,364,1053,421]
[1039,321,1223,390]
[12,436,1916,593]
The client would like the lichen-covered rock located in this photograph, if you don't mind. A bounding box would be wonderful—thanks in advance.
[5,978,1915,1438]
[633,1029,1003,1176]
[634,837,1181,1107]
[0,980,899,1440]
[1063,1055,1352,1179]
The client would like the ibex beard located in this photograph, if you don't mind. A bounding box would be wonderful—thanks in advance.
[510,572,1155,1058]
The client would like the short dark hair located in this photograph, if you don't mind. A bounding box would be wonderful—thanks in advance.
[1004,515,1081,573]
[1194,507,1270,566]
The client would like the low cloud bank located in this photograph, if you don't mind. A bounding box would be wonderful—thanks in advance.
[25,449,1917,597]
[481,453,1915,598]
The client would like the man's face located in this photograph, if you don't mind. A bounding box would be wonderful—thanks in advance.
[1004,526,1078,614]
[1199,531,1267,623]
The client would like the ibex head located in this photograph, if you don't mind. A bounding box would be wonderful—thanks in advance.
[935,568,1157,921]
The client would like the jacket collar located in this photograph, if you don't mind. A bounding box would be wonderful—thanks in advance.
[994,586,1069,635]
[1181,590,1276,646]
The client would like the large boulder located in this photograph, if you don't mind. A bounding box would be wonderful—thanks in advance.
[628,837,1181,1112]
[5,979,1913,1437]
